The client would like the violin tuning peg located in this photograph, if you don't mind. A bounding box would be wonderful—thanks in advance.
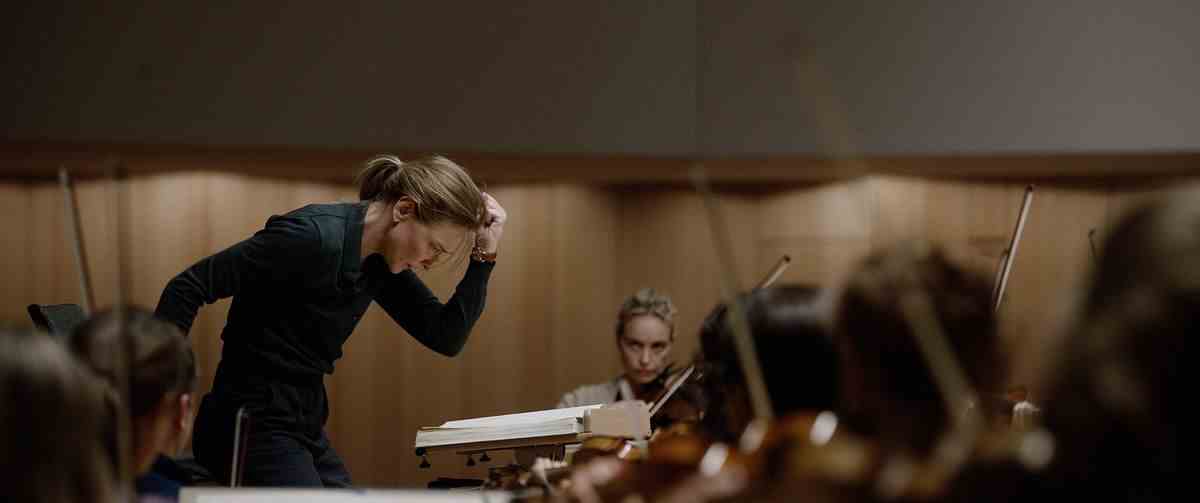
[419,455,431,469]
[466,455,476,467]
[480,451,491,462]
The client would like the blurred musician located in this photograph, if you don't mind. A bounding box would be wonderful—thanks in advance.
[69,307,197,502]
[557,288,678,408]
[1021,191,1188,500]
[1,331,119,503]
[938,192,1192,503]
[833,242,1003,463]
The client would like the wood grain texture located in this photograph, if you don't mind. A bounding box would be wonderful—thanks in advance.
[0,182,32,327]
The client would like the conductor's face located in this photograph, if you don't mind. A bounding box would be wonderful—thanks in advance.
[383,200,468,273]
[618,315,673,385]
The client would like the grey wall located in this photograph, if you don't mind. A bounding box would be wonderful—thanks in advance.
[3,1,1197,156]
[699,0,1200,155]
[2,1,697,154]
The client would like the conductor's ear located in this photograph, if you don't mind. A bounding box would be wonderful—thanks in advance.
[393,198,417,222]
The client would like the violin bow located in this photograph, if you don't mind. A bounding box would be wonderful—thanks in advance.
[754,255,791,290]
[59,167,95,314]
[691,168,775,424]
[648,365,696,417]
[992,185,1034,313]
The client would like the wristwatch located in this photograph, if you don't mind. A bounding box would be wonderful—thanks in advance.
[471,246,498,263]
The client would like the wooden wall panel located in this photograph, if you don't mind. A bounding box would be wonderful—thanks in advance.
[757,178,1106,390]
[0,182,31,327]
[759,179,873,288]
[468,185,556,415]
[28,181,83,311]
[546,186,621,404]
[26,179,123,314]
[996,187,1107,385]
[866,178,1028,267]
[76,180,123,308]
[5,176,136,322]
[123,172,212,308]
[955,183,1026,275]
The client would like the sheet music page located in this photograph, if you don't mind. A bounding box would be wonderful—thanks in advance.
[415,417,582,447]
[434,404,601,429]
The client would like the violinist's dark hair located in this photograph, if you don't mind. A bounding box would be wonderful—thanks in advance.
[834,242,1001,455]
[1,330,118,503]
[699,285,838,442]
[1036,191,1190,498]
[69,306,196,420]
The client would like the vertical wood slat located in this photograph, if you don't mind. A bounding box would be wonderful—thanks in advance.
[0,182,32,326]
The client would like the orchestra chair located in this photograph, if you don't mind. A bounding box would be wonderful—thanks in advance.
[27,303,87,337]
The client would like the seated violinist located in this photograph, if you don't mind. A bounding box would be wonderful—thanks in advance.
[550,285,840,502]
[557,288,680,408]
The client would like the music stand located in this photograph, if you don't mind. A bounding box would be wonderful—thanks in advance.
[27,304,87,337]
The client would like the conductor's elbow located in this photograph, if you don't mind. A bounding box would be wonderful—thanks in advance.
[435,332,471,357]
[437,343,465,357]
[417,320,474,357]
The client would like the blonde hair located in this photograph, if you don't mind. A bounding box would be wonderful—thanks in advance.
[356,154,487,230]
[1,331,117,503]
[616,288,678,339]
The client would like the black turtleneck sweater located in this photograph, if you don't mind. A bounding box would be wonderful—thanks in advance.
[154,202,493,377]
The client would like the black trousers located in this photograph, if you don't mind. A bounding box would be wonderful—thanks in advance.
[193,362,352,487]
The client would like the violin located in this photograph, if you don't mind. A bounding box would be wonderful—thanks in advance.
[531,411,873,503]
[570,363,703,464]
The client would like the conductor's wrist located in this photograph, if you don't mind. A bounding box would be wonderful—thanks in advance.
[471,244,498,263]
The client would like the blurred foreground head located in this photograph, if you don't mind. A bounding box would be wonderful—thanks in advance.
[1039,190,1192,497]
[1,331,117,503]
[835,242,1001,456]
